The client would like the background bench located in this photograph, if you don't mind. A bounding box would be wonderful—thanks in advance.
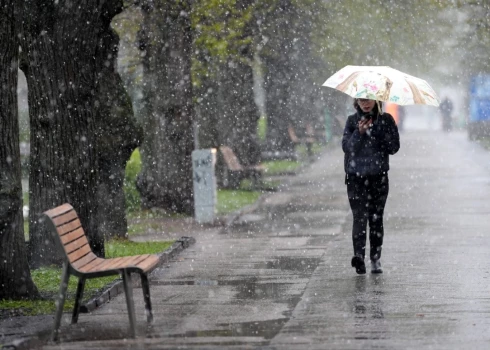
[44,203,160,341]
[219,145,264,189]
[288,125,315,157]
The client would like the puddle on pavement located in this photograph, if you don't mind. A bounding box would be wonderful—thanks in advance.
[166,318,289,340]
[153,278,300,305]
[261,256,321,273]
[155,257,322,289]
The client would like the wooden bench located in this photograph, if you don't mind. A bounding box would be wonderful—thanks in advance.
[288,125,315,156]
[219,146,264,189]
[43,203,160,341]
[288,125,315,157]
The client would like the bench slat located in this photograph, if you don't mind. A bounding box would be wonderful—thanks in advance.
[72,252,98,270]
[60,227,85,245]
[77,256,106,272]
[95,257,138,271]
[135,255,160,273]
[58,221,83,239]
[67,244,92,263]
[44,203,73,219]
[220,146,243,171]
[64,236,90,255]
[109,255,149,269]
[79,255,158,274]
[83,257,127,273]
[251,164,265,171]
[52,210,79,227]
[288,126,300,143]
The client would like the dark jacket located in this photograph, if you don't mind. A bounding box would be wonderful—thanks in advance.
[342,106,400,176]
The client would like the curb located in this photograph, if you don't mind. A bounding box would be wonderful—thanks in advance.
[222,193,270,231]
[0,336,44,350]
[80,236,196,313]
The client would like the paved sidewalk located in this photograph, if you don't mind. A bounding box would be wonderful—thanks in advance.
[5,130,490,349]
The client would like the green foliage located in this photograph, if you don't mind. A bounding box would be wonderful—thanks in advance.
[0,299,74,316]
[316,1,452,81]
[457,1,490,75]
[124,148,142,212]
[127,221,166,236]
[263,160,301,175]
[216,189,261,214]
[296,143,323,159]
[191,0,256,86]
[240,178,280,192]
[106,239,174,257]
[257,115,267,141]
[0,268,116,315]
[18,109,30,143]
[127,208,186,221]
[112,6,145,115]
[31,268,117,295]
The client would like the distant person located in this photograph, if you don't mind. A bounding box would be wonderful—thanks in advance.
[439,97,453,132]
[342,98,400,274]
[398,105,406,132]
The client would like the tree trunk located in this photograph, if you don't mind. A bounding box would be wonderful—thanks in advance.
[195,69,220,150]
[220,60,261,166]
[137,0,195,214]
[22,1,106,267]
[261,0,296,155]
[0,0,39,299]
[263,56,295,154]
[231,0,261,166]
[288,19,316,133]
[95,4,142,240]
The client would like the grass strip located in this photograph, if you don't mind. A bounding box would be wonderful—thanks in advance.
[0,239,174,317]
[216,189,261,215]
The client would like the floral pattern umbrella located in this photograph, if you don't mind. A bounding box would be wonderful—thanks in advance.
[322,65,440,107]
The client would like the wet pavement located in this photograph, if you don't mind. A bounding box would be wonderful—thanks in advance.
[4,130,490,349]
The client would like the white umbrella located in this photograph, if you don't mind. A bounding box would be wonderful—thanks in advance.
[322,65,440,107]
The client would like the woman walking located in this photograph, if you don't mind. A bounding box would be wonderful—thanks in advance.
[342,98,400,274]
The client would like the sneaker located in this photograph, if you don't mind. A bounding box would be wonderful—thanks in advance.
[351,256,366,274]
[371,260,383,274]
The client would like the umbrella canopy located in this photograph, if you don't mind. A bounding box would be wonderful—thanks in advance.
[322,65,440,107]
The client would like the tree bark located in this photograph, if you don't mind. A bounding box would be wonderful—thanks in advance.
[288,18,316,133]
[22,1,106,267]
[0,0,39,299]
[219,59,261,166]
[195,67,220,150]
[95,3,142,240]
[137,0,195,214]
[261,0,296,155]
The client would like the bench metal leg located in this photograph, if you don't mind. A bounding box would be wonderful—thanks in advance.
[307,143,313,157]
[140,273,153,323]
[52,263,70,342]
[72,276,86,324]
[251,170,262,189]
[122,269,136,338]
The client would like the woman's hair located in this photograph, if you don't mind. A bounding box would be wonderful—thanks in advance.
[353,98,383,112]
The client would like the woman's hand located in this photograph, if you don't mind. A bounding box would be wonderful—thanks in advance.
[358,118,372,134]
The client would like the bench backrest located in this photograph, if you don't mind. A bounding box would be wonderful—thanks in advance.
[288,126,300,143]
[44,203,98,269]
[220,146,243,171]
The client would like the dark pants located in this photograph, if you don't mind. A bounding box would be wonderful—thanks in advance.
[346,174,389,261]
